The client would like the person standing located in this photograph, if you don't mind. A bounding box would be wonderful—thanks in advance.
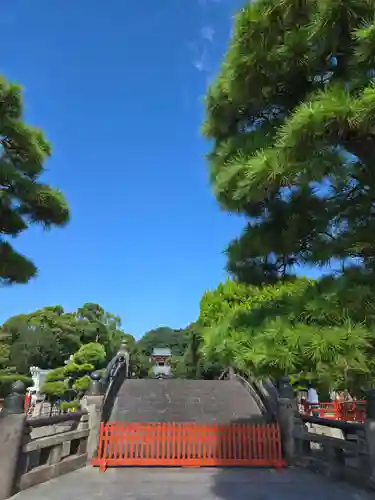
[329,389,337,401]
[24,391,31,412]
[307,383,319,416]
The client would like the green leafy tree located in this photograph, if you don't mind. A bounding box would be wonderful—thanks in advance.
[72,342,106,366]
[137,327,189,356]
[75,303,126,358]
[169,323,222,380]
[199,278,310,328]
[0,327,11,369]
[201,280,375,394]
[170,355,188,378]
[0,76,70,285]
[9,324,60,374]
[136,325,216,379]
[42,381,67,401]
[177,324,203,379]
[203,0,375,283]
[42,342,106,400]
[130,349,151,378]
[1,304,129,373]
[2,308,81,371]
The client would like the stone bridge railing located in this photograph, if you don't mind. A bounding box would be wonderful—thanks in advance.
[99,341,129,423]
[1,356,374,496]
[17,410,89,491]
[0,342,130,500]
[0,381,93,500]
[278,378,375,490]
[223,369,279,420]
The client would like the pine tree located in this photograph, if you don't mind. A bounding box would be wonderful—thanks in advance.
[203,0,375,283]
[200,279,375,393]
[0,75,70,284]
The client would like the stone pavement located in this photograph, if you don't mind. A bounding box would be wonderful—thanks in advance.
[10,467,373,500]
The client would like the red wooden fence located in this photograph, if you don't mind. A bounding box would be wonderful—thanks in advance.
[92,422,286,470]
[301,400,366,422]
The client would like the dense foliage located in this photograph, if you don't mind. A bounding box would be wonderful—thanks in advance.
[0,305,214,397]
[199,0,375,396]
[0,302,127,374]
[203,0,375,285]
[137,327,189,356]
[7,1,375,401]
[42,342,106,402]
[136,325,221,379]
[0,303,132,396]
[0,76,70,285]
[199,279,375,395]
[169,323,222,380]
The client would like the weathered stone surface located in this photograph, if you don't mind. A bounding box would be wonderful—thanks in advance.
[18,454,87,492]
[9,466,373,500]
[110,379,265,423]
[30,420,79,440]
[0,413,27,500]
[81,395,104,459]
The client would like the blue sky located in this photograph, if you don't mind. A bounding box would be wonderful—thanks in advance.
[1,0,255,337]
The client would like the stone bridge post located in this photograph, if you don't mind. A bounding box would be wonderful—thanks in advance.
[117,340,130,379]
[81,371,105,461]
[278,376,297,465]
[0,381,28,500]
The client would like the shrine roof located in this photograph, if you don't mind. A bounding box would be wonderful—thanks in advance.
[151,348,172,357]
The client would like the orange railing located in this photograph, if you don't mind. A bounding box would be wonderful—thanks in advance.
[92,422,286,470]
[301,400,366,423]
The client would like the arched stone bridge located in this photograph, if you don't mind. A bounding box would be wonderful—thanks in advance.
[0,347,374,500]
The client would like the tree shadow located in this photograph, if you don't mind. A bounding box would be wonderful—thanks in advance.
[209,416,286,500]
[208,416,373,500]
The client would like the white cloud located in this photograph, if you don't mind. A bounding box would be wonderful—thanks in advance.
[188,42,210,73]
[191,43,209,73]
[193,49,209,72]
[200,25,215,42]
[188,22,216,74]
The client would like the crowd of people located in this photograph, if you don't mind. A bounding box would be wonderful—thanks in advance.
[297,384,356,417]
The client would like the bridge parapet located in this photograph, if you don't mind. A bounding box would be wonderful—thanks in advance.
[278,378,375,491]
[222,369,279,420]
[79,341,130,459]
[0,381,89,500]
[0,342,130,500]
[99,340,130,422]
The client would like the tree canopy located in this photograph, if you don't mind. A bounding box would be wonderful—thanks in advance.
[199,279,375,395]
[0,76,70,285]
[5,3,375,401]
[0,303,131,375]
[42,342,107,404]
[198,0,375,396]
[203,0,375,284]
[137,327,189,356]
